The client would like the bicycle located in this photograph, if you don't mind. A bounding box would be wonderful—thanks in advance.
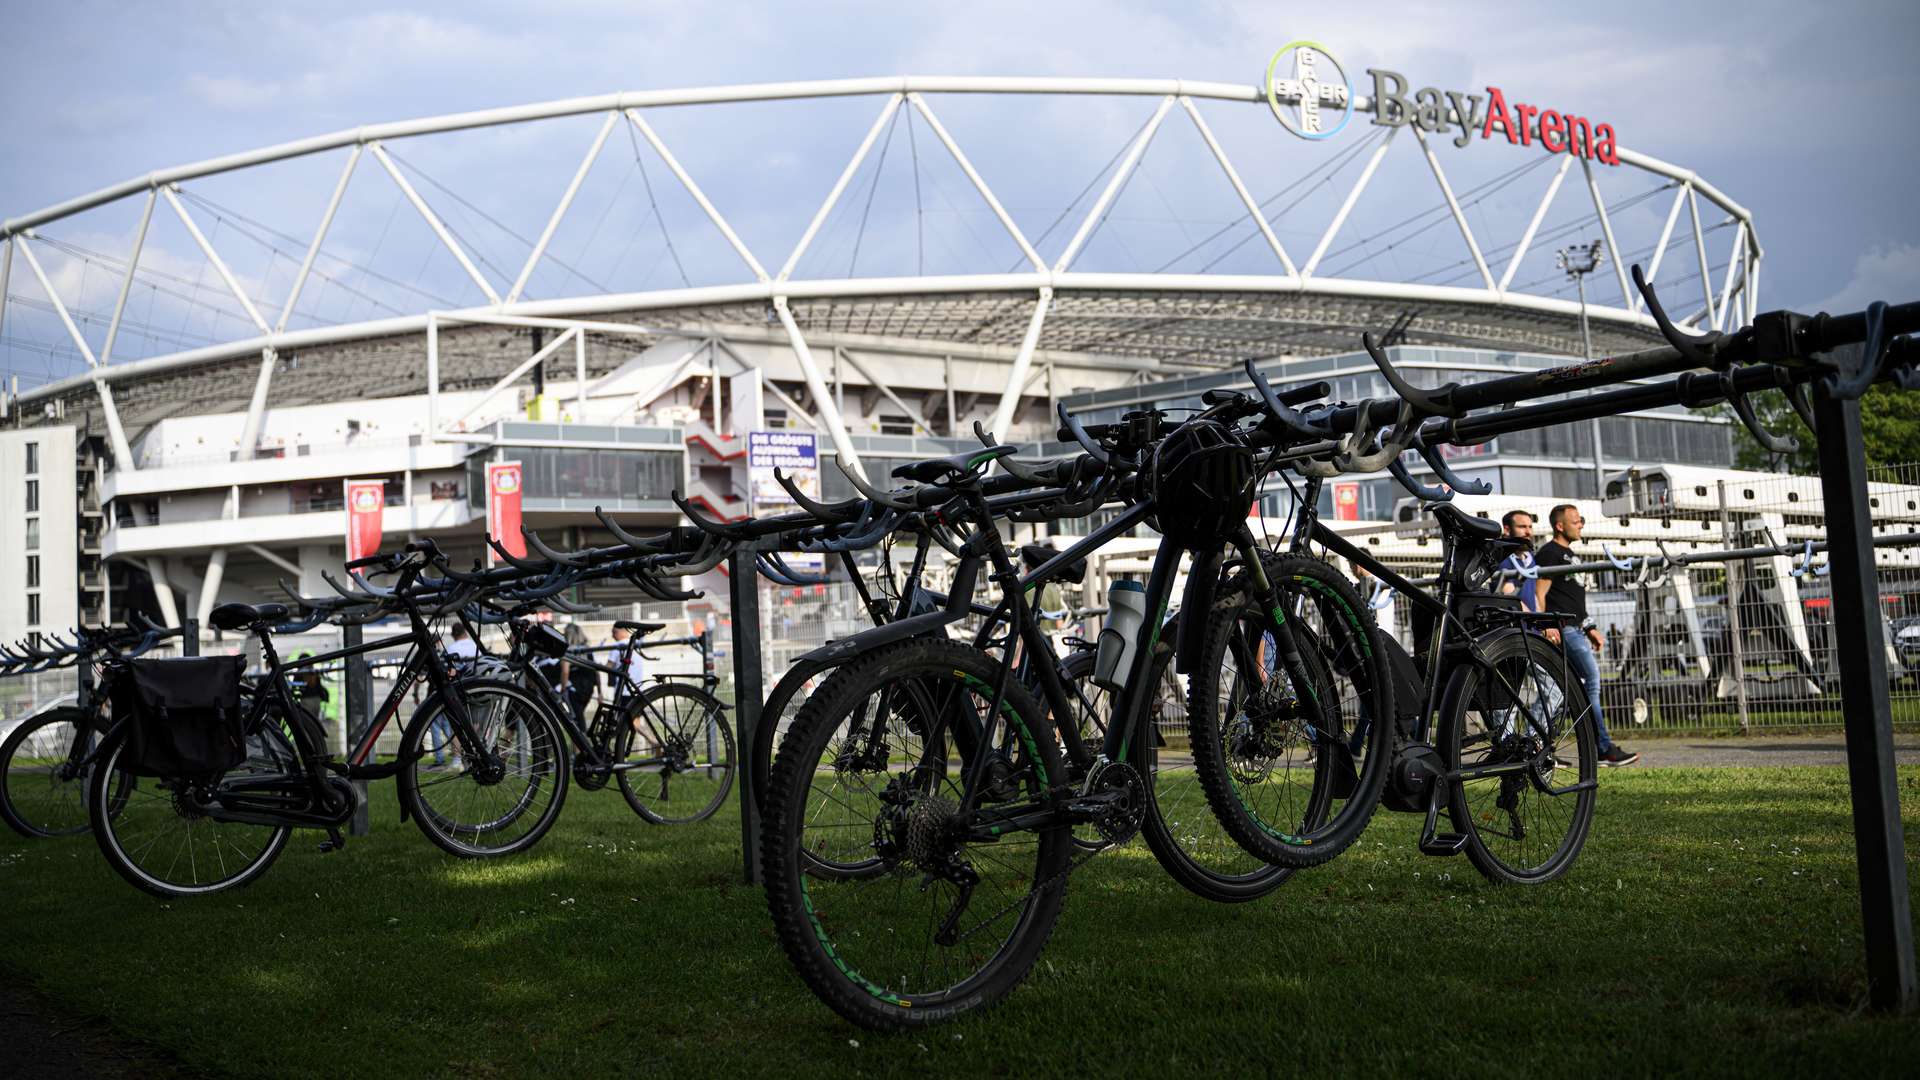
[85,542,570,898]
[760,397,1393,1028]
[0,618,177,839]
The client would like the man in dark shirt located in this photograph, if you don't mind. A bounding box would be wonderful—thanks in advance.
[1534,504,1638,767]
[1498,509,1539,611]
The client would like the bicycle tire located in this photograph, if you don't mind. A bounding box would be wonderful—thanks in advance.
[1,707,127,839]
[1186,553,1392,869]
[1439,630,1598,884]
[617,682,735,825]
[397,678,569,858]
[763,636,1070,1029]
[87,723,294,899]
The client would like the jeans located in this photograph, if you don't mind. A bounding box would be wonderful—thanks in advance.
[1561,630,1615,752]
[429,716,452,764]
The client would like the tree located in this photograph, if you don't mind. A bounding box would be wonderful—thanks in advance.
[1730,385,1920,475]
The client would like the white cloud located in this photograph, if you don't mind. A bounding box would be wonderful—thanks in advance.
[1813,244,1920,315]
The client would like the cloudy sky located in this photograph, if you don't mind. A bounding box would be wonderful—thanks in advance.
[3,0,1916,389]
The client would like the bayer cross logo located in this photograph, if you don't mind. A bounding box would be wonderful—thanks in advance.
[1265,40,1353,141]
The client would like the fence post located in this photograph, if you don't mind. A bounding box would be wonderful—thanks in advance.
[1717,481,1753,734]
[728,546,765,885]
[342,621,372,837]
[181,618,199,657]
[1812,385,1916,1014]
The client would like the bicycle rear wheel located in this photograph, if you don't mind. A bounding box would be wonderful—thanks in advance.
[617,683,735,825]
[1186,553,1392,869]
[88,724,295,899]
[763,637,1070,1029]
[1440,630,1598,884]
[398,679,569,858]
[2,708,129,839]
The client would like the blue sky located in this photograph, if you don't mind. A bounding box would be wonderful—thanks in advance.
[3,0,1916,389]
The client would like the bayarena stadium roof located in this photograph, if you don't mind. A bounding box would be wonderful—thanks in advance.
[0,58,1761,458]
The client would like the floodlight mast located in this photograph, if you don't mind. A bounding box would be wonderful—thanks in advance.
[1560,239,1608,493]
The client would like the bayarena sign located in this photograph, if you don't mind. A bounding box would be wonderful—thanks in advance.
[1266,40,1620,165]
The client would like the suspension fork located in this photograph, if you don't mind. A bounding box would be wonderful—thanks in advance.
[957,491,1038,817]
[1229,521,1339,738]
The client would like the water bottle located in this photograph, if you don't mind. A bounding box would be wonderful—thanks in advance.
[1092,580,1148,691]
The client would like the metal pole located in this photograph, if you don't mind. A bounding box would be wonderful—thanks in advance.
[727,547,765,884]
[1578,271,1604,495]
[1811,382,1916,1013]
[181,618,199,657]
[342,621,372,837]
[1717,481,1753,735]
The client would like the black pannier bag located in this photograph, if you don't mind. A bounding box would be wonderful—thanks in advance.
[110,656,249,776]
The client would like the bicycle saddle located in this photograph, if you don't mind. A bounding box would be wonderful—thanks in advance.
[891,445,1016,484]
[1427,503,1503,543]
[209,602,290,631]
[615,620,666,635]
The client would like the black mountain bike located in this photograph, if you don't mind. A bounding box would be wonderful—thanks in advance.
[761,398,1392,1028]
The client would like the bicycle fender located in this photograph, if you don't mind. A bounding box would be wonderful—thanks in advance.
[1175,547,1223,674]
[797,608,970,665]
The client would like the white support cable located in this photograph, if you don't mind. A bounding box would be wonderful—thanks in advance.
[146,558,180,628]
[988,287,1053,442]
[0,237,10,349]
[1715,221,1746,332]
[774,295,865,479]
[368,142,503,305]
[1179,96,1299,278]
[1638,182,1691,313]
[1413,126,1495,293]
[196,548,229,630]
[100,190,156,365]
[510,112,618,304]
[15,234,99,365]
[1746,250,1761,324]
[1303,126,1396,277]
[906,93,1046,273]
[277,146,361,334]
[1580,156,1630,306]
[161,186,271,333]
[623,109,770,283]
[1687,185,1716,330]
[1499,155,1573,293]
[454,326,578,428]
[779,94,904,282]
[1055,95,1175,273]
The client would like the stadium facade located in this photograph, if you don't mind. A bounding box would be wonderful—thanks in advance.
[0,61,1762,645]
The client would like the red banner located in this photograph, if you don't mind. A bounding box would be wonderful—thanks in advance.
[344,480,386,563]
[486,461,525,565]
[1333,481,1360,521]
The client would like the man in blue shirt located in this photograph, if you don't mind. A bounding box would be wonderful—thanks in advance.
[1498,509,1539,611]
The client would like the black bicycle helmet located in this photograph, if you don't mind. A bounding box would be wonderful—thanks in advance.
[1147,419,1257,545]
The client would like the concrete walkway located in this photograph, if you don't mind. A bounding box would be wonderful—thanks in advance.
[1620,733,1920,768]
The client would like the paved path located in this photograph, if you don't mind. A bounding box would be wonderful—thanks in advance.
[1624,733,1920,768]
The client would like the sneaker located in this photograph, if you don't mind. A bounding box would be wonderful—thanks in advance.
[1599,744,1639,768]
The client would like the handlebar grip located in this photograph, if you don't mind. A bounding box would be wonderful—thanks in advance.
[344,553,387,570]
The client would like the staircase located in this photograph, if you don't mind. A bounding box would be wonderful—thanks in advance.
[683,420,750,523]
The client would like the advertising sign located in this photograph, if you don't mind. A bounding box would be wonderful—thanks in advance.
[1333,481,1361,521]
[748,431,819,506]
[486,461,525,565]
[344,479,386,563]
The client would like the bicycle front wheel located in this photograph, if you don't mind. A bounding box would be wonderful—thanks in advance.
[2,708,128,839]
[763,637,1070,1030]
[88,724,295,899]
[1186,553,1392,869]
[1440,630,1598,884]
[398,679,569,858]
[617,683,735,825]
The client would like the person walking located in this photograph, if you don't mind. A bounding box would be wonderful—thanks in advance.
[1534,504,1638,767]
[1498,510,1540,612]
[434,623,480,769]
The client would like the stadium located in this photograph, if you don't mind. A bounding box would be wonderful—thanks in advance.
[0,57,1764,644]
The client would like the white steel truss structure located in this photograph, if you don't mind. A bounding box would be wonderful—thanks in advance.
[2,76,1761,475]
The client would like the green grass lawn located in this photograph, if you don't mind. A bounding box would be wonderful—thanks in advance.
[4,768,1919,1077]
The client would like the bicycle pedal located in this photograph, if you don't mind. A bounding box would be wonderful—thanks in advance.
[318,828,348,854]
[1063,792,1122,820]
[1418,833,1469,856]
